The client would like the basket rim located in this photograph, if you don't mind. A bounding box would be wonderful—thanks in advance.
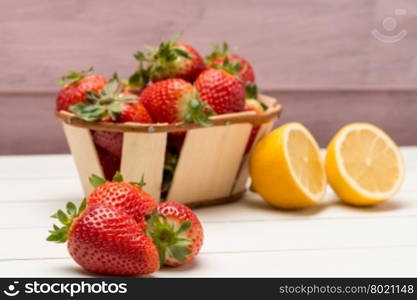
[55,94,283,133]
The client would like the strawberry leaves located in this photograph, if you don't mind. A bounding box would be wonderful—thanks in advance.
[245,84,268,110]
[47,199,86,243]
[151,34,191,63]
[70,103,106,122]
[128,54,151,89]
[178,87,216,126]
[146,214,192,265]
[211,56,241,77]
[58,67,94,87]
[112,172,124,182]
[70,78,137,122]
[245,83,258,100]
[89,172,146,189]
[176,220,191,234]
[130,174,147,189]
[183,98,215,127]
[89,174,107,188]
[205,42,229,63]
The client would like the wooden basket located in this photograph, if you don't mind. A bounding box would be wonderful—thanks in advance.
[56,94,282,207]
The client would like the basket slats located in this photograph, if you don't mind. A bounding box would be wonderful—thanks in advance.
[120,132,167,201]
[232,120,275,194]
[167,124,252,205]
[62,124,103,195]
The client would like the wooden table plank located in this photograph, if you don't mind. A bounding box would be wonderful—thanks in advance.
[2,215,416,260]
[1,189,416,229]
[0,178,83,203]
[1,246,416,278]
[0,154,78,179]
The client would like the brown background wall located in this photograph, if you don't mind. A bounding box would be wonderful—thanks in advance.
[1,0,416,154]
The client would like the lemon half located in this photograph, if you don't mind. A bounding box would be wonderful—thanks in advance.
[250,122,326,209]
[325,123,404,206]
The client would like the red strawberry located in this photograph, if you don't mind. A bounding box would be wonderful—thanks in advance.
[56,68,107,111]
[147,201,204,266]
[167,133,185,151]
[96,147,121,180]
[87,173,158,227]
[70,78,152,123]
[195,68,245,114]
[141,78,213,125]
[129,36,205,86]
[47,201,159,275]
[93,131,123,158]
[56,86,85,112]
[117,101,153,123]
[212,55,255,84]
[206,42,255,84]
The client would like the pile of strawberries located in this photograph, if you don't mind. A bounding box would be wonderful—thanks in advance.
[55,36,265,183]
[47,172,203,276]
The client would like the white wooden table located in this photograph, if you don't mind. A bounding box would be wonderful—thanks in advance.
[0,147,416,277]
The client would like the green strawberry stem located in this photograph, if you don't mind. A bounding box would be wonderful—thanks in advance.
[46,199,86,243]
[128,59,150,88]
[69,78,137,122]
[211,56,240,76]
[89,172,146,189]
[205,42,229,63]
[260,101,269,111]
[183,97,215,127]
[206,43,245,83]
[245,83,269,110]
[58,67,94,87]
[245,83,258,100]
[89,174,107,188]
[146,214,192,265]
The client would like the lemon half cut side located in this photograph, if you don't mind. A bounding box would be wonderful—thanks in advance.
[325,123,404,206]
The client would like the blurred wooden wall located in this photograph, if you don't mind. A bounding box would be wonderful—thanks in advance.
[1,0,416,154]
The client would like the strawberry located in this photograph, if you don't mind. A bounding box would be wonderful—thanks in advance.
[243,84,267,154]
[147,201,204,266]
[141,78,213,125]
[167,133,185,152]
[195,67,245,115]
[56,67,107,111]
[87,172,158,227]
[47,201,159,275]
[93,131,123,158]
[117,101,153,123]
[96,147,121,180]
[69,78,143,122]
[129,36,205,87]
[206,42,255,84]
